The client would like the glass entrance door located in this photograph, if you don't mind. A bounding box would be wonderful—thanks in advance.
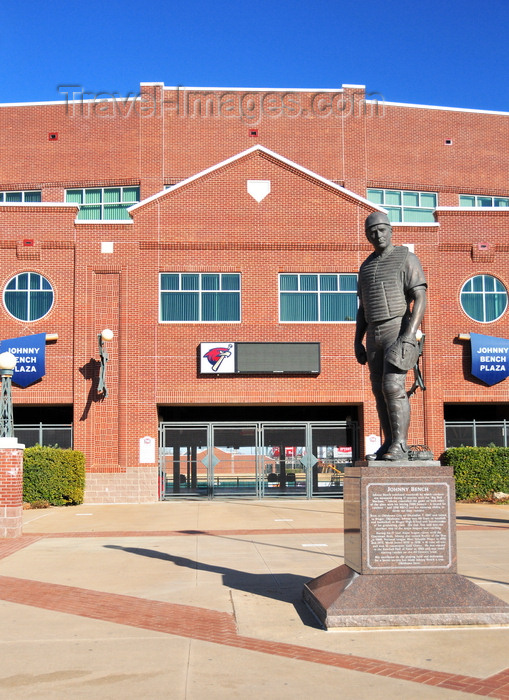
[311,424,353,496]
[212,425,258,496]
[261,425,307,496]
[160,426,208,496]
[159,419,357,499]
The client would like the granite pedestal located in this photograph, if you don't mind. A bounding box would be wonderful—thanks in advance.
[303,461,509,628]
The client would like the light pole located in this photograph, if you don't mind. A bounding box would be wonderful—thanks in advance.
[0,351,17,438]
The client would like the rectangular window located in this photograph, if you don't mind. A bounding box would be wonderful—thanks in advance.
[160,273,241,322]
[367,189,437,223]
[279,274,357,322]
[0,190,42,203]
[65,186,140,220]
[459,194,509,208]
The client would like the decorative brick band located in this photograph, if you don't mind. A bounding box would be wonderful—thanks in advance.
[140,241,372,251]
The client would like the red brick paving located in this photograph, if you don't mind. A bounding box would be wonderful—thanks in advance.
[0,534,42,560]
[1,521,505,543]
[39,527,345,538]
[0,527,508,698]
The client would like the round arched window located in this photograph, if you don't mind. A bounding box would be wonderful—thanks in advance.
[460,275,508,323]
[3,273,54,321]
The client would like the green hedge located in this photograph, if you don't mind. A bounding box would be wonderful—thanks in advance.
[443,447,509,500]
[23,446,85,506]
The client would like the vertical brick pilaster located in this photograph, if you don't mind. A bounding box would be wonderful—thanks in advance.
[0,438,25,538]
[139,83,164,199]
[92,272,120,469]
[342,86,368,195]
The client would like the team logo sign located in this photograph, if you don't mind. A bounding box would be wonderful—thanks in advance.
[470,332,509,386]
[200,343,235,374]
[0,333,46,387]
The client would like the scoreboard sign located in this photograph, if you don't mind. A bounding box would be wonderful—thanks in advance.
[200,342,320,375]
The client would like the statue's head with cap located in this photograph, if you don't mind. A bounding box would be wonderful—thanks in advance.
[365,211,391,231]
[364,211,393,254]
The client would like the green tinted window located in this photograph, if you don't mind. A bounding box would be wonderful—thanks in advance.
[367,188,437,223]
[0,190,41,203]
[460,275,508,323]
[4,273,54,321]
[280,274,357,322]
[160,273,241,322]
[460,194,509,207]
[66,186,140,219]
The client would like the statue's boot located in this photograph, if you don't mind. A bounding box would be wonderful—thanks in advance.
[366,441,391,461]
[381,396,409,461]
[382,442,408,461]
[365,388,393,460]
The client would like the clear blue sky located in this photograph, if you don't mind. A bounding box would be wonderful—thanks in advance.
[2,0,508,111]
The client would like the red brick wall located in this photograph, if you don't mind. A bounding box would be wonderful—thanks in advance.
[3,83,509,201]
[1,84,509,501]
[366,105,509,196]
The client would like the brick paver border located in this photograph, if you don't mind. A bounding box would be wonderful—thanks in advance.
[0,572,508,698]
[0,526,508,698]
[1,520,506,548]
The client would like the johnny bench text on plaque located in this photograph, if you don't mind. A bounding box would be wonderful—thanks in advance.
[365,482,453,570]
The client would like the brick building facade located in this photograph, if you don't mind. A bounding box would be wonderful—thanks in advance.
[1,82,508,502]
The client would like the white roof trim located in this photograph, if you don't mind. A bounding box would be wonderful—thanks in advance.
[376,101,509,116]
[129,145,384,213]
[75,219,133,224]
[391,221,440,227]
[435,206,509,212]
[1,90,506,115]
[0,84,507,115]
[0,100,68,107]
[161,85,346,93]
[0,86,350,107]
[0,202,79,208]
[0,97,138,107]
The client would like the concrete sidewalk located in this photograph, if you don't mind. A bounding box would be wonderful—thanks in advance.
[0,499,508,699]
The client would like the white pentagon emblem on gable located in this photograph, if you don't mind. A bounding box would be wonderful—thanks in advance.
[247,180,271,203]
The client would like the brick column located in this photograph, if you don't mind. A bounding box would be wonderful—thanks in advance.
[0,438,25,538]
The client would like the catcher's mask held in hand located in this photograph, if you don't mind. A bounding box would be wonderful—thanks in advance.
[385,336,420,371]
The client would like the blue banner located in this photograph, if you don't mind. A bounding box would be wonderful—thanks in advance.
[0,334,46,387]
[470,332,509,386]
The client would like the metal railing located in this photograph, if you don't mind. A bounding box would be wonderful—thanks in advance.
[13,423,73,449]
[444,420,509,448]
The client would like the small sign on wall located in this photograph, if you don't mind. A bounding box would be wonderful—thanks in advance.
[365,434,381,458]
[139,436,155,463]
[200,343,235,374]
[470,332,509,386]
[0,333,46,388]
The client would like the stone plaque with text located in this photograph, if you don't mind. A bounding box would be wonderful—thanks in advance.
[366,481,452,570]
[343,462,457,575]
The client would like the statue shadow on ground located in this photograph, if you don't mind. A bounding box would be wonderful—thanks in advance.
[104,544,323,628]
[456,515,509,525]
